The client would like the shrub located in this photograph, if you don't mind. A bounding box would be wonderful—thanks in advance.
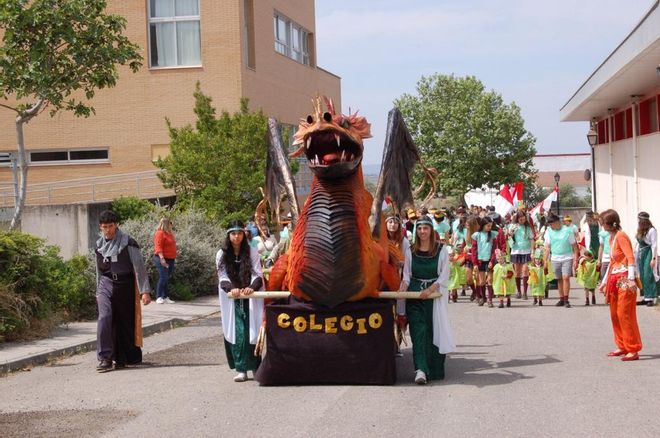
[111,196,155,223]
[119,208,224,299]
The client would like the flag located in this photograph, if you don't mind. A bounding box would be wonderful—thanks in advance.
[510,182,524,207]
[493,184,515,216]
[530,188,558,219]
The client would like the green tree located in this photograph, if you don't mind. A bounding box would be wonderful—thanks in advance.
[0,0,142,229]
[156,84,268,223]
[395,74,537,197]
[559,183,591,208]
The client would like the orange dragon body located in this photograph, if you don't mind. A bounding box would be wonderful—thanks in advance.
[266,97,428,308]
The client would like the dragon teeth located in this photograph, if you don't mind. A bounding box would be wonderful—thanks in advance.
[341,150,346,162]
[335,134,341,147]
[306,138,311,149]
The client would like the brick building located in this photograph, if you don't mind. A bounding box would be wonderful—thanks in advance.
[0,0,340,207]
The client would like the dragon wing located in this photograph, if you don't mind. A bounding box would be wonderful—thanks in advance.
[369,108,421,238]
[266,117,301,228]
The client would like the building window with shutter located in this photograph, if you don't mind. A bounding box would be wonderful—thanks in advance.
[149,0,201,68]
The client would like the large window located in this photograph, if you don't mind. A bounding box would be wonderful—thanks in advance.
[29,149,109,165]
[273,12,310,66]
[149,0,201,68]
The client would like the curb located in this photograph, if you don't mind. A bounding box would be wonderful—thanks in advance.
[0,315,212,375]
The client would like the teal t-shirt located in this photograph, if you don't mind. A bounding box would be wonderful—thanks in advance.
[454,227,467,246]
[471,231,499,261]
[452,219,460,234]
[598,230,611,255]
[546,226,574,256]
[511,225,533,251]
[434,221,451,239]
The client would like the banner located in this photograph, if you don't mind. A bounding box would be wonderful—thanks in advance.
[255,297,396,385]
[530,188,558,219]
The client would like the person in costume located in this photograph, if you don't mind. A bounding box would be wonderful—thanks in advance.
[447,245,467,303]
[563,215,579,240]
[404,209,417,241]
[216,219,264,382]
[492,249,516,308]
[635,212,659,307]
[399,215,455,384]
[544,213,579,308]
[463,215,480,301]
[580,211,601,258]
[470,216,499,307]
[95,210,151,373]
[598,227,611,282]
[576,250,599,306]
[528,248,547,306]
[451,216,470,297]
[598,209,642,361]
[508,211,535,300]
[433,209,451,244]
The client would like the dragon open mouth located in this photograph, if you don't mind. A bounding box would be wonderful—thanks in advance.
[304,130,363,178]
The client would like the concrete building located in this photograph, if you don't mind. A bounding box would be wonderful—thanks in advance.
[560,0,660,233]
[0,0,340,207]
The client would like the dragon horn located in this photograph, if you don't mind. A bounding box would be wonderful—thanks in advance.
[323,96,336,115]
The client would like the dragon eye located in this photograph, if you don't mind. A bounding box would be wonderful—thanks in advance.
[323,112,332,122]
[340,118,350,129]
[306,115,314,124]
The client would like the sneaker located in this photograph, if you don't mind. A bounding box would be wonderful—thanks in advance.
[414,369,427,385]
[156,297,164,304]
[233,372,248,382]
[591,295,596,305]
[555,300,565,307]
[488,300,494,308]
[585,299,590,306]
[646,301,654,307]
[114,362,126,370]
[506,298,511,307]
[498,302,504,308]
[538,300,543,306]
[533,298,538,305]
[96,360,113,373]
[164,297,175,304]
[565,301,572,308]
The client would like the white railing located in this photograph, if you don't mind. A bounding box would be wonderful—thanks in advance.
[0,170,174,207]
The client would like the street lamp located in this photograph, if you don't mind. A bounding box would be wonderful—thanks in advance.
[554,172,560,215]
[587,123,598,212]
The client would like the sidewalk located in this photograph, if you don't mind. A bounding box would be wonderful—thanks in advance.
[0,295,219,374]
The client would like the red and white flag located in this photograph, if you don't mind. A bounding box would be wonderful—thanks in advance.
[493,184,515,216]
[530,188,558,219]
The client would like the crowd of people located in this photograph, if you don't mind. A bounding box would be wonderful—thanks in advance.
[92,203,658,380]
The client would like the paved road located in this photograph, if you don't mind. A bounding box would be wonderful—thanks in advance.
[1,290,660,437]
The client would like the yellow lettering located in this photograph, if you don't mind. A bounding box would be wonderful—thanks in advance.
[368,312,383,329]
[277,313,290,329]
[340,315,354,331]
[325,316,338,334]
[293,316,307,332]
[356,318,367,334]
[309,314,322,331]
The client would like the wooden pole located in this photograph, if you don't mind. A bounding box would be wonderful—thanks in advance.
[227,291,443,300]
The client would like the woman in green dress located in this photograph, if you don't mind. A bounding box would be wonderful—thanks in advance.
[635,212,658,306]
[399,215,455,384]
[216,220,264,382]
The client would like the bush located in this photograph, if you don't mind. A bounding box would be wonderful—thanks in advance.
[111,196,155,223]
[119,208,224,299]
[0,231,94,342]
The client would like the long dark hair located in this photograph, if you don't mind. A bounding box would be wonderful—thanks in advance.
[457,216,466,232]
[600,209,621,232]
[512,211,533,242]
[221,220,252,287]
[412,216,439,256]
[637,212,654,240]
[478,216,493,242]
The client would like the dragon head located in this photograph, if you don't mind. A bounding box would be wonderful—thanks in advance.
[290,96,371,179]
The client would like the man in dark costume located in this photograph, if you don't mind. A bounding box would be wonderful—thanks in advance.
[95,210,152,372]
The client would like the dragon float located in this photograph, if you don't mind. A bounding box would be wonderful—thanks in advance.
[264,97,437,307]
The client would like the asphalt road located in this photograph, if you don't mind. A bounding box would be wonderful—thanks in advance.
[2,292,660,438]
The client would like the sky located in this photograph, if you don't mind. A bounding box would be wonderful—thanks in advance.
[315,0,654,165]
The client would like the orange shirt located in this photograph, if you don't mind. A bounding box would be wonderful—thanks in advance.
[154,230,177,259]
[609,231,635,270]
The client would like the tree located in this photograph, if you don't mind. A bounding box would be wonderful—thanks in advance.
[558,183,590,208]
[394,74,537,197]
[0,0,142,229]
[156,84,268,223]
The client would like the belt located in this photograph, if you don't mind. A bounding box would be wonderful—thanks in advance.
[102,272,133,281]
[412,276,438,289]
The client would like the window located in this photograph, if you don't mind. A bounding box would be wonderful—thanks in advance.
[29,149,109,165]
[149,0,201,68]
[0,152,11,167]
[597,119,609,144]
[273,12,311,66]
[613,109,633,141]
[639,96,658,135]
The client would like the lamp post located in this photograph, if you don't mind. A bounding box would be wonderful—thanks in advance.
[554,172,560,215]
[587,124,598,212]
